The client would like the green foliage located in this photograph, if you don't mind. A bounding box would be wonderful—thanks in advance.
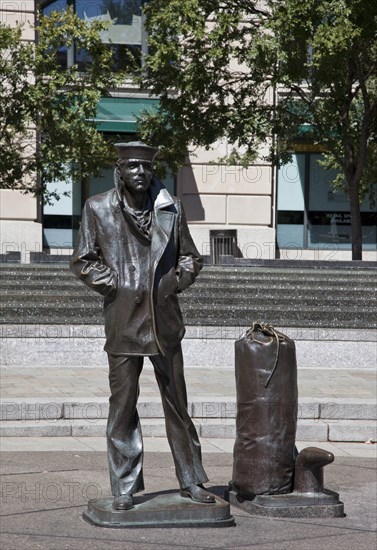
[0,7,125,203]
[139,1,377,184]
[0,25,35,188]
[138,0,264,168]
[137,0,377,258]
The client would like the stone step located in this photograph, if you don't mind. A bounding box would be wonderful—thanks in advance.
[4,293,375,311]
[2,398,375,422]
[2,292,376,309]
[1,303,375,324]
[1,273,377,289]
[1,265,375,329]
[2,283,375,301]
[1,417,375,442]
[181,295,377,308]
[2,282,376,295]
[183,303,377,315]
[1,265,376,283]
[197,274,377,285]
[1,289,97,300]
[185,284,377,295]
[1,273,375,286]
[2,287,374,304]
[327,420,377,442]
[1,279,81,288]
[1,301,375,315]
[0,268,74,277]
[1,269,375,295]
[181,305,377,328]
[198,419,377,443]
[205,258,377,270]
[1,309,375,328]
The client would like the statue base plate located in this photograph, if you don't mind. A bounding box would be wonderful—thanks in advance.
[228,489,344,518]
[83,492,235,528]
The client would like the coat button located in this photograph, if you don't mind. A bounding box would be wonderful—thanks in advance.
[129,265,136,272]
[135,297,141,305]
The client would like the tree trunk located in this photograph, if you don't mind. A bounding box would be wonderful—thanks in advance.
[348,177,363,261]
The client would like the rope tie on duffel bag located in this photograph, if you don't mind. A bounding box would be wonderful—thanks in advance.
[246,322,286,388]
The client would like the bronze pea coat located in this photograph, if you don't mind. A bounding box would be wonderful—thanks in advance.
[70,175,202,356]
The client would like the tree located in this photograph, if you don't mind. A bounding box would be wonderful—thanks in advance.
[137,0,377,260]
[0,25,35,189]
[0,7,126,203]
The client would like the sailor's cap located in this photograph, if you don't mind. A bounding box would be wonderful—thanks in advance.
[114,141,158,162]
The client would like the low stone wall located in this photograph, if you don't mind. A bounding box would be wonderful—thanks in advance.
[1,397,376,442]
[1,325,376,369]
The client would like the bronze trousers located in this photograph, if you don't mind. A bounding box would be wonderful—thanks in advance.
[106,345,208,497]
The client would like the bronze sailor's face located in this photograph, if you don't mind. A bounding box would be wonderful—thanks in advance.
[120,158,154,196]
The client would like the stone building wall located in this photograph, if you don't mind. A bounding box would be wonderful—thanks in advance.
[0,1,42,261]
[177,140,276,260]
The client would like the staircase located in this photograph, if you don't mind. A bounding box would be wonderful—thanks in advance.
[1,263,376,441]
[1,264,376,328]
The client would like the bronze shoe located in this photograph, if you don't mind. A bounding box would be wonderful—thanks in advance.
[112,494,134,510]
[180,484,216,504]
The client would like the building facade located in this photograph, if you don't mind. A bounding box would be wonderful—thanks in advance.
[1,0,376,262]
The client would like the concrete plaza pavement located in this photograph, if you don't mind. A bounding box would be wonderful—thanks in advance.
[2,364,376,400]
[0,449,376,550]
[1,363,376,548]
[1,364,376,441]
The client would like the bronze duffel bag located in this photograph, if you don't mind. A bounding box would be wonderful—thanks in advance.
[231,322,298,496]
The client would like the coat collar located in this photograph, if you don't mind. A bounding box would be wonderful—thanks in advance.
[110,169,175,268]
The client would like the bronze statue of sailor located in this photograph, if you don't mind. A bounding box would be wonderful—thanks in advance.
[71,142,215,510]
